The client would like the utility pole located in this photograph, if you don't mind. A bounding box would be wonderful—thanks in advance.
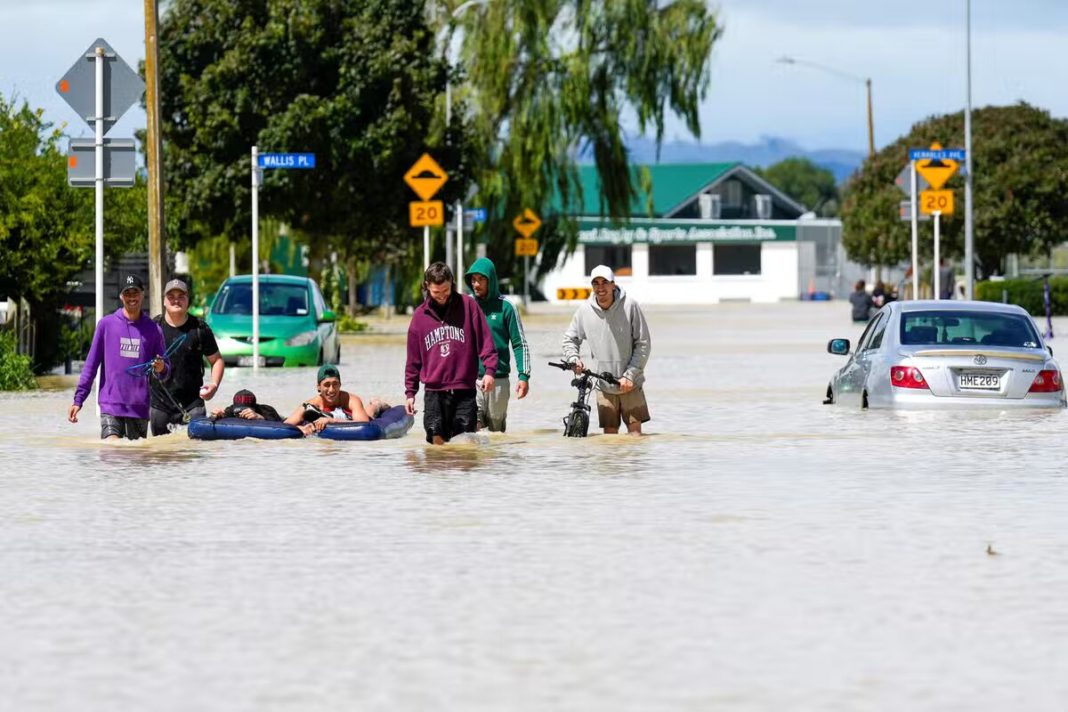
[144,0,166,316]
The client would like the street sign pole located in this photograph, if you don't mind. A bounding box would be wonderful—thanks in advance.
[524,255,530,309]
[94,46,105,327]
[456,199,463,286]
[251,145,260,372]
[933,211,942,300]
[964,0,974,299]
[423,226,430,271]
[910,161,919,300]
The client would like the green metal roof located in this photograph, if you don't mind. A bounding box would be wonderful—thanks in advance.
[570,162,738,218]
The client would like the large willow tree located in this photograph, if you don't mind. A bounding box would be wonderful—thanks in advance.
[450,0,721,279]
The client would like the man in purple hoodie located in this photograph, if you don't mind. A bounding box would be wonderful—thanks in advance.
[405,262,498,444]
[68,274,171,440]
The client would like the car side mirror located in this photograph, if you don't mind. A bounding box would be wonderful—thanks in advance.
[319,308,337,323]
[827,338,850,355]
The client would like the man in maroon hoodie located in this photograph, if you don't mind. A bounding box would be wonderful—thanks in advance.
[405,262,498,444]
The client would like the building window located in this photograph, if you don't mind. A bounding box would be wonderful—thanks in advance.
[713,244,762,275]
[650,244,697,276]
[585,245,633,276]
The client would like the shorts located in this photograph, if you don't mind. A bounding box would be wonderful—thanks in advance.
[423,389,478,443]
[100,413,149,440]
[476,377,510,432]
[150,402,207,436]
[596,387,651,429]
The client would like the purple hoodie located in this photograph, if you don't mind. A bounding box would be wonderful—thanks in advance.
[74,309,171,419]
[405,292,498,398]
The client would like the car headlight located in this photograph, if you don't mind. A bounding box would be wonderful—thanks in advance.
[285,330,318,347]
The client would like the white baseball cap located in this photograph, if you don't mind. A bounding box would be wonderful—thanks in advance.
[590,265,615,283]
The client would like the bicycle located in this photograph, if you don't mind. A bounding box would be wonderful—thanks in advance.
[547,361,620,437]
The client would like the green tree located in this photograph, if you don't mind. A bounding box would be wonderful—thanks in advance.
[841,103,1068,276]
[158,0,453,276]
[756,157,838,216]
[0,97,148,370]
[452,0,722,279]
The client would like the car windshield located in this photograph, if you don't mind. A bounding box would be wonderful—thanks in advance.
[900,310,1040,348]
[212,283,310,316]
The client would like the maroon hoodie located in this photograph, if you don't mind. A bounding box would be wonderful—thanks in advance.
[405,292,498,398]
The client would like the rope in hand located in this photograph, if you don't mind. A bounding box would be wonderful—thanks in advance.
[124,332,193,424]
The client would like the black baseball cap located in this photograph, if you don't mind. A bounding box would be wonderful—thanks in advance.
[119,273,145,296]
[232,389,257,413]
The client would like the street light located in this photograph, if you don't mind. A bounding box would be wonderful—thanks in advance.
[776,56,875,158]
[443,0,491,281]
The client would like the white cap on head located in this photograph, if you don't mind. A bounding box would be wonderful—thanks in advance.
[590,265,615,283]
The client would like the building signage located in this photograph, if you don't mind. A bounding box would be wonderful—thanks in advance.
[577,220,796,245]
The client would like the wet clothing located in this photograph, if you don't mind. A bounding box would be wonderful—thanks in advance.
[423,388,478,443]
[476,376,511,432]
[561,286,651,395]
[74,308,171,421]
[218,403,283,421]
[464,258,530,382]
[404,292,498,398]
[151,403,207,435]
[150,314,219,435]
[100,413,149,440]
[596,388,651,429]
[151,315,218,412]
[849,290,874,322]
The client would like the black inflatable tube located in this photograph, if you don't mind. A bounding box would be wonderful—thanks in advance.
[188,405,414,441]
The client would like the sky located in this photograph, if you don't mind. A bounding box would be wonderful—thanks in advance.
[2,0,1067,154]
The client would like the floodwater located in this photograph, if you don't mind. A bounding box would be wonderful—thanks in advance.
[3,302,1067,711]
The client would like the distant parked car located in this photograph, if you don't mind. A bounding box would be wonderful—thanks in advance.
[207,275,340,367]
[824,300,1065,409]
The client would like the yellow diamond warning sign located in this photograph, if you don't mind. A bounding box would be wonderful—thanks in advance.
[404,153,448,201]
[915,142,959,190]
[512,208,542,238]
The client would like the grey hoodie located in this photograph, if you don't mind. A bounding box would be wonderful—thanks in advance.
[561,286,651,394]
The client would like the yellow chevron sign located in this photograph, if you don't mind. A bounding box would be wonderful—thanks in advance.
[556,287,591,301]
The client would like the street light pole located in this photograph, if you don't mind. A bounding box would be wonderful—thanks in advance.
[963,0,975,299]
[776,56,874,159]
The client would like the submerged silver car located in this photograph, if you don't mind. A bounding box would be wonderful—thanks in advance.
[825,300,1066,409]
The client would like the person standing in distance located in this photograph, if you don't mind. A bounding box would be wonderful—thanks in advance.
[405,262,498,444]
[68,274,171,440]
[464,257,531,431]
[150,278,225,435]
[562,265,651,435]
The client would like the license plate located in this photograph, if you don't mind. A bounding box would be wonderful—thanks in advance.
[238,355,266,367]
[959,371,1000,390]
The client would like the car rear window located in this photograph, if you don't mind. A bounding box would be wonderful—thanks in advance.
[900,310,1040,348]
[212,283,310,316]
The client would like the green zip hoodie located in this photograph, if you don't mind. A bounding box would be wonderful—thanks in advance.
[464,257,530,381]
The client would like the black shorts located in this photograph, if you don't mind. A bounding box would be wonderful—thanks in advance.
[150,401,207,436]
[100,414,149,440]
[423,389,478,443]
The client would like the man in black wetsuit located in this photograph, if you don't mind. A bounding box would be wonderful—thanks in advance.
[150,278,225,435]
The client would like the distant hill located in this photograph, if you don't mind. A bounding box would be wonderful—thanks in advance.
[604,136,865,184]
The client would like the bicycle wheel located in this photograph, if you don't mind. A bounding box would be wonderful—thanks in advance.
[564,410,589,437]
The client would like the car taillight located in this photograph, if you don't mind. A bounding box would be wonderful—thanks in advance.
[1029,369,1062,393]
[890,366,929,390]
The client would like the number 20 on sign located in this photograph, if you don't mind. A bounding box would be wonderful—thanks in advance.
[920,189,954,216]
[410,200,444,227]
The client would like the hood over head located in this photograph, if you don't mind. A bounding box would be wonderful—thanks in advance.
[464,257,500,301]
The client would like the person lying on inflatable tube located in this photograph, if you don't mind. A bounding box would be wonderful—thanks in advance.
[210,389,284,422]
[283,364,390,437]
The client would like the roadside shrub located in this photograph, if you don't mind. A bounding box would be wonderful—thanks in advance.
[0,330,37,391]
[336,313,369,334]
[975,277,1068,315]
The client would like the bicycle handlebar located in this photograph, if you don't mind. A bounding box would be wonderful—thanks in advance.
[547,360,620,385]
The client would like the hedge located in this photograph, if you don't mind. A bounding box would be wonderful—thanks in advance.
[0,330,37,391]
[975,277,1068,316]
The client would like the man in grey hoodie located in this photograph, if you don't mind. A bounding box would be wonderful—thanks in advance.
[561,265,651,435]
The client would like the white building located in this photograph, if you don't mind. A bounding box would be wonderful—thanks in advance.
[541,163,846,305]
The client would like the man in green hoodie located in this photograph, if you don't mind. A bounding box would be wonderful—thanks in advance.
[464,257,531,431]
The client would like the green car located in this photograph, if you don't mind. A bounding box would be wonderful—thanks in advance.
[206,275,341,367]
